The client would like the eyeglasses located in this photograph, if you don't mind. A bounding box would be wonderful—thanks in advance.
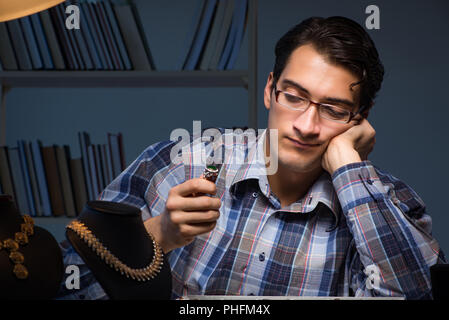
[274,85,358,124]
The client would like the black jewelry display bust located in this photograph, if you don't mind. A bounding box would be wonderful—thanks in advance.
[0,195,63,299]
[66,200,172,300]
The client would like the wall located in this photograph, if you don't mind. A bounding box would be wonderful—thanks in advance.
[5,0,449,252]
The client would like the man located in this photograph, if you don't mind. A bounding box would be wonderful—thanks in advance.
[59,16,444,299]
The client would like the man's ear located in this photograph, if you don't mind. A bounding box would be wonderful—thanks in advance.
[264,72,274,111]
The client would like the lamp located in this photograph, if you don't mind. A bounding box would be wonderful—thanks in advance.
[0,0,65,22]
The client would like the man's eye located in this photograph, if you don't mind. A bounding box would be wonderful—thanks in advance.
[284,93,306,103]
[321,105,348,118]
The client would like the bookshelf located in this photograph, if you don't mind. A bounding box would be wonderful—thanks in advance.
[0,0,258,235]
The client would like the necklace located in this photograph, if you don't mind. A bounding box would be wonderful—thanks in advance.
[66,220,163,282]
[0,214,34,279]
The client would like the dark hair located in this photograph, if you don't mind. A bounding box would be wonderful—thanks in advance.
[272,16,384,116]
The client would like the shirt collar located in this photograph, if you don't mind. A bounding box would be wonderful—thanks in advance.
[229,129,341,219]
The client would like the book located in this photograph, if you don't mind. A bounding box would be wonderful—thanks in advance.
[7,147,30,214]
[183,0,217,70]
[23,141,43,216]
[41,145,65,216]
[108,132,121,178]
[50,5,77,69]
[19,16,44,70]
[86,1,114,70]
[217,0,244,70]
[66,4,94,70]
[177,0,205,70]
[78,131,94,200]
[30,13,55,69]
[199,0,228,70]
[39,10,66,70]
[0,23,19,70]
[103,0,132,70]
[208,0,234,70]
[69,157,88,215]
[55,145,77,217]
[6,19,33,70]
[100,144,111,186]
[87,144,100,199]
[225,0,247,69]
[113,3,152,70]
[79,1,105,70]
[95,1,123,70]
[57,4,85,69]
[30,140,52,216]
[128,0,156,70]
[0,146,15,199]
[17,140,37,216]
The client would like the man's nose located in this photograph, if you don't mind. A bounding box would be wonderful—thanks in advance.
[292,104,321,138]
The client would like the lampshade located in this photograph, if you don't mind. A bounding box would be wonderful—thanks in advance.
[0,0,65,22]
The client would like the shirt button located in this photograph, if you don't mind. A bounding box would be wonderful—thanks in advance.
[252,192,258,198]
[366,179,373,185]
[79,294,85,300]
[259,252,265,262]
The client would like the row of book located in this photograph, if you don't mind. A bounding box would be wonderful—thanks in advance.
[180,0,248,71]
[0,132,126,217]
[0,0,154,71]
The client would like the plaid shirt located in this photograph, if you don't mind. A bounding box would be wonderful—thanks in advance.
[56,128,445,300]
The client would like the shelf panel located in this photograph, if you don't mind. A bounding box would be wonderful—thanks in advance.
[0,70,249,88]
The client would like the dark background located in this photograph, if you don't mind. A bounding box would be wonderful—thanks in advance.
[5,0,449,252]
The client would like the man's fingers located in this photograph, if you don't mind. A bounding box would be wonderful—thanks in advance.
[172,178,217,197]
[166,195,221,212]
[179,221,217,238]
[171,210,220,225]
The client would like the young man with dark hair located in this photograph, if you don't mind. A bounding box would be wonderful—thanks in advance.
[60,16,445,300]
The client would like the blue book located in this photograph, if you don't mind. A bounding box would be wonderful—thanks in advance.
[225,0,247,70]
[217,0,244,70]
[50,5,79,69]
[78,131,94,200]
[7,19,33,70]
[103,0,132,70]
[184,0,217,70]
[31,140,53,216]
[86,1,114,70]
[78,2,102,70]
[8,147,30,215]
[57,4,85,70]
[19,16,43,70]
[80,2,105,70]
[29,13,54,69]
[17,140,36,216]
[177,0,205,70]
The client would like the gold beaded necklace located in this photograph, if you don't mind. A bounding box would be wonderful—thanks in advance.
[66,220,163,282]
[0,214,34,279]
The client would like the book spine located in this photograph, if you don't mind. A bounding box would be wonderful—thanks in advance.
[41,146,65,216]
[87,1,114,70]
[24,141,43,216]
[0,23,19,70]
[87,144,100,199]
[6,19,33,70]
[78,131,94,200]
[184,0,218,70]
[0,146,16,199]
[96,1,123,70]
[113,3,151,70]
[7,148,30,214]
[69,158,88,215]
[31,140,52,216]
[39,10,66,70]
[225,0,247,70]
[78,1,103,70]
[50,5,77,69]
[103,0,132,70]
[56,145,77,217]
[19,16,44,70]
[57,4,85,70]
[17,140,37,216]
[29,13,54,69]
